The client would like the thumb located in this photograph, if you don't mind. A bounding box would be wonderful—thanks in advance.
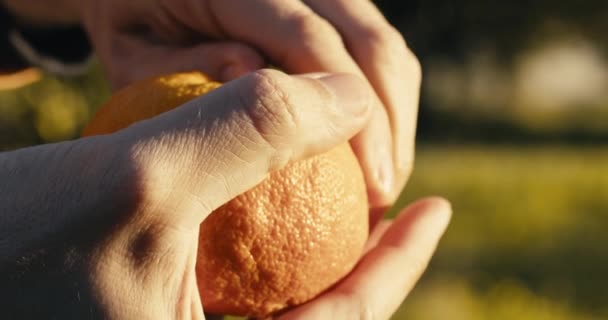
[125,69,372,227]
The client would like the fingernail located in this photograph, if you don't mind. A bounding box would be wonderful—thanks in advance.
[319,74,370,116]
[376,147,395,195]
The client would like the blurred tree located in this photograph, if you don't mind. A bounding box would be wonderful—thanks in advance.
[376,0,608,59]
[375,0,608,144]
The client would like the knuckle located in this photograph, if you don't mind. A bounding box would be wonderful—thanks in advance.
[289,10,343,49]
[359,24,422,81]
[361,24,403,51]
[240,70,300,148]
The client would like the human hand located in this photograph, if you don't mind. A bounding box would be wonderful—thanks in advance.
[79,0,421,208]
[1,70,371,318]
[274,197,451,320]
[86,65,446,319]
[203,197,450,320]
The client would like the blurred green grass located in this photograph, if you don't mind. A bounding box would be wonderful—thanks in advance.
[391,145,608,320]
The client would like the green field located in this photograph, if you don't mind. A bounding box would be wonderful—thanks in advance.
[391,145,608,320]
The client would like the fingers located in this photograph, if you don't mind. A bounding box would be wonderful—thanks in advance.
[208,0,396,206]
[363,220,391,254]
[369,206,388,232]
[277,197,451,320]
[124,69,372,227]
[210,0,354,71]
[304,0,423,205]
[86,0,419,206]
[104,36,265,89]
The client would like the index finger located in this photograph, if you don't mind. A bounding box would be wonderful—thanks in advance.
[211,0,361,73]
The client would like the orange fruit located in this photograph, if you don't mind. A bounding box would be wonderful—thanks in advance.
[82,72,369,318]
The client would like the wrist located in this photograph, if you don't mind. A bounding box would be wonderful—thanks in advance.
[0,135,141,262]
[0,135,143,318]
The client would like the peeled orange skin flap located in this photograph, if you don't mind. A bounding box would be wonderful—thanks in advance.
[82,72,369,318]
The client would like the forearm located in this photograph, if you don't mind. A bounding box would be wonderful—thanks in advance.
[2,0,84,25]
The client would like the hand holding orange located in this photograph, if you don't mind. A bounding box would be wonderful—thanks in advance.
[83,71,369,317]
[81,70,449,320]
